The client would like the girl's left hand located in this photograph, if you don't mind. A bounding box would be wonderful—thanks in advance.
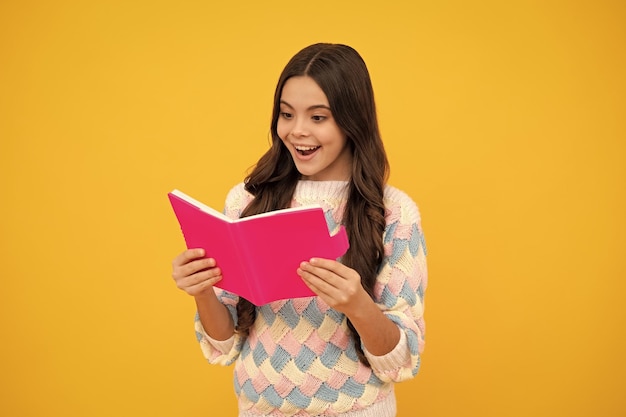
[297,258,371,317]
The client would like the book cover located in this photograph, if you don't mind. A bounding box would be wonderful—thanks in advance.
[168,189,350,305]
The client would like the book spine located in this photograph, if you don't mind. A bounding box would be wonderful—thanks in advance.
[233,222,264,305]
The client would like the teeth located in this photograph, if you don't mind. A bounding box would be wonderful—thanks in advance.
[295,145,320,151]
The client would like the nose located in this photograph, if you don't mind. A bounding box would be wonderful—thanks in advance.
[290,118,309,138]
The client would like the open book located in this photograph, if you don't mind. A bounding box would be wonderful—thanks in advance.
[168,189,350,305]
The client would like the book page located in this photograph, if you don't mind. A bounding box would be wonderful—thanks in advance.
[170,189,231,222]
[171,189,322,223]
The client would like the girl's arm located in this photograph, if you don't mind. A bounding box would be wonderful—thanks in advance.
[172,248,235,340]
[298,258,401,356]
[194,292,235,342]
[299,189,427,382]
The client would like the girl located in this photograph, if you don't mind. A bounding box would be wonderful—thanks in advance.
[171,43,427,417]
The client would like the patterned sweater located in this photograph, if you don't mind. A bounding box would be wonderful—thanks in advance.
[195,180,427,417]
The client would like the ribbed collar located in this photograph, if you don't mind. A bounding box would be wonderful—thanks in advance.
[293,180,350,202]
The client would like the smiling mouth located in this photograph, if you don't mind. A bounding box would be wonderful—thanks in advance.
[295,145,321,156]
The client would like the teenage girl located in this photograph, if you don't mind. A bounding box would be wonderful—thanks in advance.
[171,43,427,417]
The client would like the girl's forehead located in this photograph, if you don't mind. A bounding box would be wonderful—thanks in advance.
[280,76,329,107]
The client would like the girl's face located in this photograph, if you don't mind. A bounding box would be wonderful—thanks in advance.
[277,76,352,181]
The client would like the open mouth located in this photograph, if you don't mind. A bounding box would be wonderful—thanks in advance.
[295,145,321,156]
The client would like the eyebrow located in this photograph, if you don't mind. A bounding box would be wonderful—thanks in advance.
[279,100,331,111]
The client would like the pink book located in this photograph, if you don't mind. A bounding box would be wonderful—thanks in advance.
[168,189,350,305]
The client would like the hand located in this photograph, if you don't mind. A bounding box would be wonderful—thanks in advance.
[171,248,223,297]
[297,258,371,317]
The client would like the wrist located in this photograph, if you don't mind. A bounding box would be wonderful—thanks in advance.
[193,289,219,306]
[345,290,378,323]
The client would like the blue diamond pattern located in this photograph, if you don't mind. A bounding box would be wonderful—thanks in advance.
[302,302,324,327]
[399,280,417,305]
[252,343,268,367]
[269,345,290,372]
[319,343,342,368]
[285,387,313,408]
[324,210,339,232]
[384,221,398,245]
[294,345,316,372]
[315,382,339,402]
[341,377,365,397]
[261,385,283,407]
[258,305,276,326]
[326,308,344,324]
[277,303,301,329]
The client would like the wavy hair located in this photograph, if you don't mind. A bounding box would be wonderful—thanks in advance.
[236,43,389,365]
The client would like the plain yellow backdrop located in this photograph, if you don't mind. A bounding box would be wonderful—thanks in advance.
[1,1,624,416]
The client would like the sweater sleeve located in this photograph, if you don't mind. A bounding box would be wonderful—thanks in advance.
[362,187,428,382]
[194,183,252,365]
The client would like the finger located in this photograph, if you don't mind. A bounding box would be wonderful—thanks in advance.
[178,266,222,290]
[309,258,351,277]
[172,248,206,267]
[173,257,217,281]
[185,274,223,296]
[299,272,323,295]
[298,265,342,297]
[298,270,327,297]
[299,261,341,284]
[299,270,356,311]
[180,257,216,277]
[189,266,221,285]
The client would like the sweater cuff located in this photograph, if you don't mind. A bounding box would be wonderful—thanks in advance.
[363,330,411,372]
[198,324,235,354]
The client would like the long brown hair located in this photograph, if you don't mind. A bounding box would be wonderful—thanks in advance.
[236,43,389,365]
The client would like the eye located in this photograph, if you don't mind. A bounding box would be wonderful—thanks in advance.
[312,115,327,122]
[280,112,293,120]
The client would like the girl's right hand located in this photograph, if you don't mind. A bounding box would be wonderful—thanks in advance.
[171,248,223,297]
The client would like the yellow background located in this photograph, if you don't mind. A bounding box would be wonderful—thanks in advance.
[1,1,624,416]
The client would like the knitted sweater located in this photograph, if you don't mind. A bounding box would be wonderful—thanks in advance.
[195,180,428,417]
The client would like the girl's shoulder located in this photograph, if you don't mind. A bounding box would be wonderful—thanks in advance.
[225,182,250,200]
[383,184,422,225]
[224,182,254,219]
